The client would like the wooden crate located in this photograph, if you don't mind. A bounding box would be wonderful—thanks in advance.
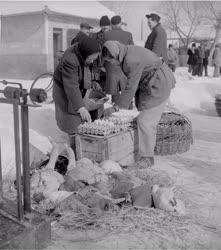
[75,128,138,166]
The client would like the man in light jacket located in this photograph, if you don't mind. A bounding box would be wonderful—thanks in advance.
[213,44,221,78]
[167,44,178,72]
[145,13,168,62]
[101,41,176,168]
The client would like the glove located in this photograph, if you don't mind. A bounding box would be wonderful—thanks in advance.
[78,107,91,122]
[91,81,102,91]
[103,107,115,118]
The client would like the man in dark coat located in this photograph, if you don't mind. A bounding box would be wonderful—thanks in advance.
[71,23,93,45]
[187,43,196,73]
[103,15,134,107]
[203,43,210,76]
[91,16,111,90]
[145,13,168,62]
[53,36,101,135]
[197,45,204,76]
[92,16,111,48]
[104,15,134,45]
[192,45,200,76]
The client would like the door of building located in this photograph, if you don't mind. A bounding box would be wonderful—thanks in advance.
[53,28,63,69]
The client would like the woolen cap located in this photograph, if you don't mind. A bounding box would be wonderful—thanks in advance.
[111,15,121,25]
[145,13,160,22]
[78,36,101,59]
[100,16,111,26]
[80,22,93,30]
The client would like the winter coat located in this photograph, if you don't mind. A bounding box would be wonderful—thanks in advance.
[104,26,134,45]
[167,48,178,65]
[212,47,221,67]
[91,30,106,48]
[203,49,210,65]
[197,47,204,64]
[103,41,176,111]
[71,31,87,45]
[187,49,194,65]
[144,23,168,62]
[104,61,127,95]
[53,45,88,134]
[192,48,199,65]
[103,27,134,95]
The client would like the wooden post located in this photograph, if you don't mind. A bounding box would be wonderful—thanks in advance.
[13,102,24,220]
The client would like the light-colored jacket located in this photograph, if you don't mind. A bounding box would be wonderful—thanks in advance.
[213,47,221,67]
[103,41,176,111]
[167,48,178,65]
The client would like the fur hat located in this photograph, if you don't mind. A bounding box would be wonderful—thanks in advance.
[100,16,111,27]
[78,36,101,60]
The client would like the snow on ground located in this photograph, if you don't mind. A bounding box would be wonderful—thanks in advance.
[1,67,221,249]
[171,67,221,115]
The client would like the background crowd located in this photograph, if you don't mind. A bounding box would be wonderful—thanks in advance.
[187,42,221,78]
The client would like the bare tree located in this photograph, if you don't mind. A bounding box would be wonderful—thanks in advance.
[158,1,203,49]
[198,1,221,52]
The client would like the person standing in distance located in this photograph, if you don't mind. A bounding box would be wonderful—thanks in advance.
[145,13,168,63]
[167,44,178,72]
[92,16,111,48]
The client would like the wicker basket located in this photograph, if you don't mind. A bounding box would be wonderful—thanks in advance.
[154,112,193,155]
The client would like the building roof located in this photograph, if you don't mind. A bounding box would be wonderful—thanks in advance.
[0,1,115,20]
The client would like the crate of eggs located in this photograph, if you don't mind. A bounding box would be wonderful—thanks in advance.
[78,116,134,136]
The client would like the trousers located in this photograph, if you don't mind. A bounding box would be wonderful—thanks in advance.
[137,99,167,158]
[213,66,221,77]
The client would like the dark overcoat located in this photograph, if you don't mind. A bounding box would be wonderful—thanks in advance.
[187,49,194,65]
[71,31,87,45]
[144,23,168,62]
[53,45,85,134]
[104,27,134,45]
[103,27,134,95]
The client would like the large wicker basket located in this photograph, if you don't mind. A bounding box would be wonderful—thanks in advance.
[154,112,193,155]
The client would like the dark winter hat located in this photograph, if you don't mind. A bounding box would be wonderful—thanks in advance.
[145,13,160,22]
[80,22,93,30]
[78,36,101,60]
[100,15,111,27]
[111,15,122,25]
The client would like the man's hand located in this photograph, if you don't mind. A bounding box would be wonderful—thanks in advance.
[91,81,102,91]
[78,107,91,122]
[103,107,115,118]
